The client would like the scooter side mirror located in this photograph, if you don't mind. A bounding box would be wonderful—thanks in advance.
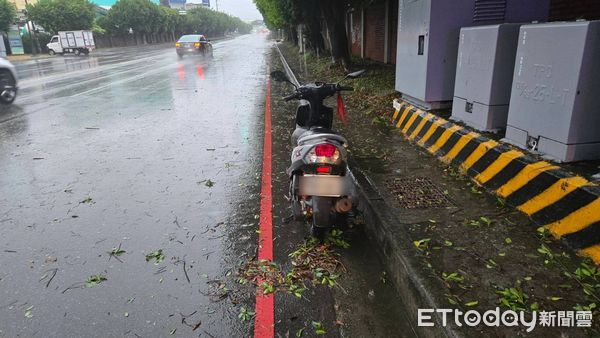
[346,69,366,79]
[270,70,289,83]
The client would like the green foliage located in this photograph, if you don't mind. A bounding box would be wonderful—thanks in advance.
[253,0,304,29]
[185,6,250,37]
[21,33,52,54]
[101,0,250,38]
[85,274,107,288]
[104,0,160,35]
[0,0,16,33]
[326,229,350,248]
[442,272,464,283]
[27,0,95,34]
[497,287,528,311]
[21,33,34,54]
[238,306,255,321]
[253,0,284,29]
[24,0,250,41]
[145,249,165,264]
[92,18,107,35]
[311,321,326,335]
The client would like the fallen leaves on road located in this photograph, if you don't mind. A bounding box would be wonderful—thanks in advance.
[238,236,347,297]
[24,306,33,318]
[108,244,126,262]
[238,306,254,322]
[85,274,107,288]
[145,249,165,264]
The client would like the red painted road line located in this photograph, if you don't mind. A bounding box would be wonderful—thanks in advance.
[254,66,274,338]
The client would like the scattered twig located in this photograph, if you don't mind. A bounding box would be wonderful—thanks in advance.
[179,311,201,330]
[183,261,191,283]
[62,282,85,294]
[44,268,58,288]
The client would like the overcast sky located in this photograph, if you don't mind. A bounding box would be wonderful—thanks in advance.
[189,0,263,21]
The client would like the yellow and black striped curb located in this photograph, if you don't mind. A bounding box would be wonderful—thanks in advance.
[391,99,600,263]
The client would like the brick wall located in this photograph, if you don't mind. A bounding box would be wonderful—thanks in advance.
[350,11,362,57]
[348,0,398,64]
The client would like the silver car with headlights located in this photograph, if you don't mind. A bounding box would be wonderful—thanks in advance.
[0,57,17,104]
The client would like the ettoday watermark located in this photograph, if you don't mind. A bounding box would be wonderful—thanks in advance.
[418,308,593,332]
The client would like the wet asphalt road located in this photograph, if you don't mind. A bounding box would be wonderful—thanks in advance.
[0,35,268,337]
[0,34,414,338]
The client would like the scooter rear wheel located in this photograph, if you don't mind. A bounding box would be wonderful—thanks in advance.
[290,177,304,221]
[310,225,327,241]
[311,196,332,240]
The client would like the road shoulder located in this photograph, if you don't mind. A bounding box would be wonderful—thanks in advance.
[276,41,600,337]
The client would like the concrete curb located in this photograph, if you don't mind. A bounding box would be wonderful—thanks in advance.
[349,166,460,338]
[390,99,600,263]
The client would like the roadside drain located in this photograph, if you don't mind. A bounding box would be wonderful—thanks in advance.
[385,177,452,209]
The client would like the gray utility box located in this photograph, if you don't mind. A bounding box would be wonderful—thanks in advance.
[451,24,521,131]
[504,21,600,162]
[395,0,550,110]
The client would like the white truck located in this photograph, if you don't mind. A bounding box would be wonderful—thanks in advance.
[47,31,95,56]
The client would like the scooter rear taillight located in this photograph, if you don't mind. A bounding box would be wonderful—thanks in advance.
[306,143,340,164]
[316,166,331,174]
[315,144,336,157]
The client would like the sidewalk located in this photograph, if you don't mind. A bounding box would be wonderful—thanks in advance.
[276,42,600,336]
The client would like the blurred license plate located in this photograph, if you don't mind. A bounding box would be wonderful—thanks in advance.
[299,175,347,197]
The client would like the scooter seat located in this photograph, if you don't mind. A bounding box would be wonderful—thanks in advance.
[308,127,336,134]
[297,129,347,146]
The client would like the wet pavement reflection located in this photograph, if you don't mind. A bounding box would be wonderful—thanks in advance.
[0,34,269,337]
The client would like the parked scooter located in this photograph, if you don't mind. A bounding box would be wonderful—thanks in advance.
[270,69,365,239]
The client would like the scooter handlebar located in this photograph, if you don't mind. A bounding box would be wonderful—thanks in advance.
[282,83,353,101]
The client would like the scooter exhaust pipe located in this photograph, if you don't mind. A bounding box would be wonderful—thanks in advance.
[333,198,352,213]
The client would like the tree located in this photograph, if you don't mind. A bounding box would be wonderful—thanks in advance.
[106,0,159,43]
[319,0,351,68]
[254,0,352,68]
[254,0,284,29]
[0,0,17,33]
[100,0,248,45]
[185,7,250,37]
[157,6,180,41]
[26,0,95,34]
